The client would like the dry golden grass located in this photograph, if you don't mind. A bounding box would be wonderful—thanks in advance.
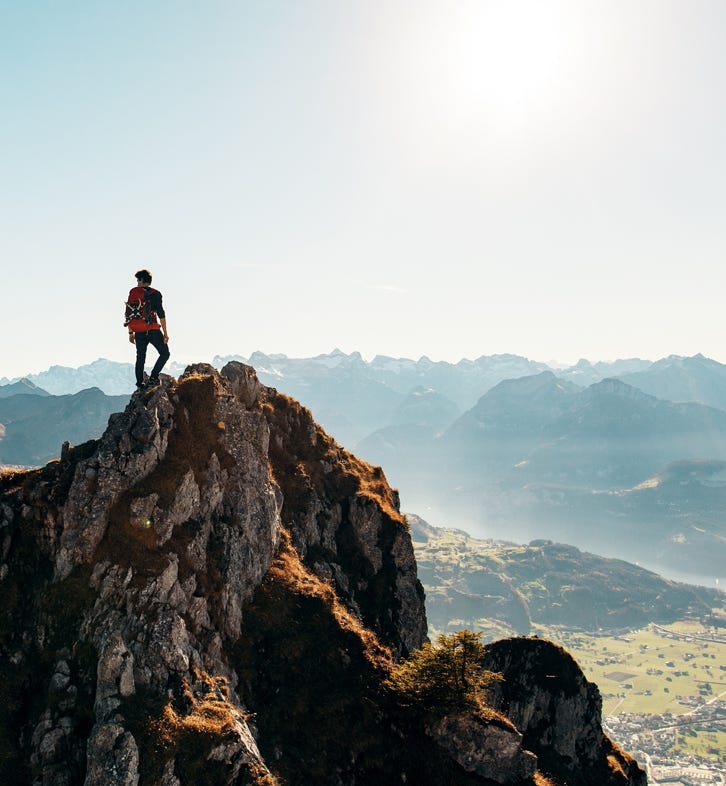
[125,666,282,786]
[607,753,627,779]
[341,452,404,525]
[263,388,405,529]
[246,763,278,786]
[0,465,36,492]
[475,703,518,732]
[152,668,239,744]
[0,466,26,477]
[533,773,559,786]
[270,529,393,670]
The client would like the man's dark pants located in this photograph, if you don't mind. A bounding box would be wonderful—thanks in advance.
[134,329,170,386]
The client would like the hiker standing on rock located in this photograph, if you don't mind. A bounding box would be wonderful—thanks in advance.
[124,269,170,390]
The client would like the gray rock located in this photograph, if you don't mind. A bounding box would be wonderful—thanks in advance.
[428,713,537,783]
[84,724,139,786]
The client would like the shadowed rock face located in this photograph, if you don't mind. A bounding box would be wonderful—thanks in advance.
[0,363,643,786]
[483,638,647,786]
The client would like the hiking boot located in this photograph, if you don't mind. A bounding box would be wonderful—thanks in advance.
[145,376,160,389]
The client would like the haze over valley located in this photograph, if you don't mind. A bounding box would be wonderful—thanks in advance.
[2,350,725,588]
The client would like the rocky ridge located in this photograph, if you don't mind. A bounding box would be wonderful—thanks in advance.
[0,362,644,785]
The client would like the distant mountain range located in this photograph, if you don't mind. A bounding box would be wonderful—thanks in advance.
[3,351,724,436]
[2,350,726,583]
[0,388,128,465]
[618,353,726,411]
[444,373,726,489]
[358,370,726,583]
[0,378,50,398]
[0,358,189,396]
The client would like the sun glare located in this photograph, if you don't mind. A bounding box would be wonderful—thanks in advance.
[438,3,575,135]
[491,6,571,113]
[385,1,593,165]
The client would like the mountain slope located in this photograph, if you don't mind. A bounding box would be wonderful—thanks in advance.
[555,358,652,386]
[520,378,726,488]
[617,353,726,410]
[444,375,726,485]
[410,515,723,637]
[213,350,553,446]
[0,388,129,466]
[354,373,726,579]
[0,363,643,786]
[0,378,50,398]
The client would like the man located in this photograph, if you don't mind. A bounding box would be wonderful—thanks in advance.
[125,269,170,390]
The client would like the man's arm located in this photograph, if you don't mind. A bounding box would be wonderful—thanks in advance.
[154,291,168,342]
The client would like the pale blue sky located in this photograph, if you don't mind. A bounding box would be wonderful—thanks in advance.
[2,1,725,378]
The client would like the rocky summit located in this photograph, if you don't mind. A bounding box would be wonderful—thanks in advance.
[0,363,645,786]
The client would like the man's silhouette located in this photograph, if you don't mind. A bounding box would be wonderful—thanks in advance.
[125,269,170,390]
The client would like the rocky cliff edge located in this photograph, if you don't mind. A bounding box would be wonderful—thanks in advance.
[0,363,644,786]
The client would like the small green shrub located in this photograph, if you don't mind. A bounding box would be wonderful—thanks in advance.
[384,630,502,716]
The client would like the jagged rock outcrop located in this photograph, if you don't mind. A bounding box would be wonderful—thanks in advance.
[426,714,537,784]
[0,363,644,786]
[482,638,647,786]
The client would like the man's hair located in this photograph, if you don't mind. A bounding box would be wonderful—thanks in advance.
[135,269,152,284]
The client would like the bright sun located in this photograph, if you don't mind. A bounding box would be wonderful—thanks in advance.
[437,3,574,131]
[385,1,591,162]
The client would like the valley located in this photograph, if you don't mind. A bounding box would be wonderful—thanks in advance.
[557,620,726,780]
[410,518,725,779]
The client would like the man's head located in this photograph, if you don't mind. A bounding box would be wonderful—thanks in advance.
[135,269,152,285]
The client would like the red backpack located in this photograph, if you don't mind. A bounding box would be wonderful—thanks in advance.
[124,286,159,331]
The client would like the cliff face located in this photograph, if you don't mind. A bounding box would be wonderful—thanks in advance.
[483,638,647,786]
[0,363,644,786]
